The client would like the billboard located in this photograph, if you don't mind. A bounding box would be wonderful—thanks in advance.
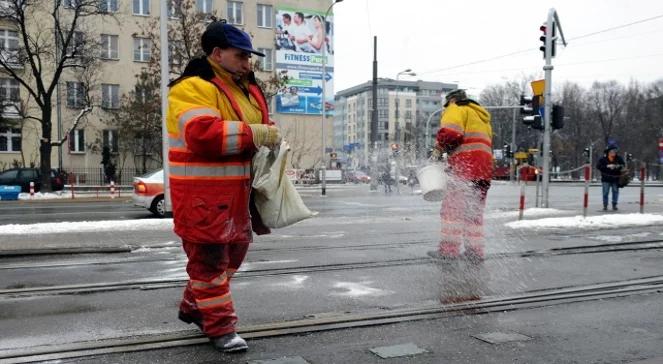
[274,7,334,115]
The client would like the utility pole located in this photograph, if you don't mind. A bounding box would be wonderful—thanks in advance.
[160,1,172,215]
[370,36,379,191]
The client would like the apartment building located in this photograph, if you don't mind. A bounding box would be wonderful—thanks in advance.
[333,78,456,169]
[0,0,333,182]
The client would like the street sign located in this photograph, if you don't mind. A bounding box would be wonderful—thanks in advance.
[530,79,545,96]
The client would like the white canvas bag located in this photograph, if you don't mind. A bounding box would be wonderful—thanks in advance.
[252,142,314,228]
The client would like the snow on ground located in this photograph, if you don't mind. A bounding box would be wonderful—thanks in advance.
[18,192,70,200]
[505,213,663,230]
[488,208,567,219]
[0,218,173,235]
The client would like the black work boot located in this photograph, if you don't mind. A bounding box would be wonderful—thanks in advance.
[603,204,608,211]
[210,332,248,353]
[612,204,618,211]
[178,310,202,329]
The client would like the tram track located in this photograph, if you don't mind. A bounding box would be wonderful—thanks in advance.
[1,239,662,299]
[1,275,662,363]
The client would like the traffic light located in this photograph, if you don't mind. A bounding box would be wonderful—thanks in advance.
[551,104,564,130]
[539,23,557,59]
[520,94,543,130]
[625,153,633,162]
[583,147,591,163]
[503,144,512,159]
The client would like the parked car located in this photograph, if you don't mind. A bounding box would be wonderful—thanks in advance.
[0,168,65,192]
[132,169,165,217]
[345,170,371,184]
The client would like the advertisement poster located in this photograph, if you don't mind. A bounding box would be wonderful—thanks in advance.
[274,6,334,115]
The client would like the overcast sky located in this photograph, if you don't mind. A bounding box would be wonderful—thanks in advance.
[333,0,663,96]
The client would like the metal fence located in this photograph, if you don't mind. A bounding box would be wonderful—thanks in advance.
[64,167,153,186]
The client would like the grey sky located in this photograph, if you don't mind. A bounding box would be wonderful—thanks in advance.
[333,0,663,96]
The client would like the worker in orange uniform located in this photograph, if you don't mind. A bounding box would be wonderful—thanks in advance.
[167,20,280,353]
[428,89,493,263]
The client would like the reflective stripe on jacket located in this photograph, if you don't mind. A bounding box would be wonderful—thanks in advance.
[167,64,269,244]
[437,102,493,181]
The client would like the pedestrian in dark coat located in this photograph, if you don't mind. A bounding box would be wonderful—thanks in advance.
[596,145,625,211]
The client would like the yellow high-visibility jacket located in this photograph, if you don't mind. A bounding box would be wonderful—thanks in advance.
[437,101,493,180]
[167,58,270,244]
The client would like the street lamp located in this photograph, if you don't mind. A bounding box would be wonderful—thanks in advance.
[321,0,343,196]
[394,69,415,194]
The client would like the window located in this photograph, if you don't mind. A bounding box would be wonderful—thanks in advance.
[66,81,86,108]
[133,37,151,62]
[0,78,19,102]
[257,4,272,28]
[133,0,149,15]
[196,0,212,13]
[99,34,118,59]
[405,99,412,108]
[65,31,85,56]
[227,1,242,24]
[101,84,120,109]
[103,129,119,153]
[69,129,85,153]
[63,0,81,8]
[256,48,272,71]
[99,0,118,12]
[168,0,182,18]
[0,29,19,65]
[0,127,20,152]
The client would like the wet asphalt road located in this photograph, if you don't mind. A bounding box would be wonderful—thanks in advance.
[0,183,662,362]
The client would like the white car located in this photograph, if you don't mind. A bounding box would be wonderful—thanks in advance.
[132,170,165,217]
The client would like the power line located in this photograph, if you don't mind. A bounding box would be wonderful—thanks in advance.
[569,13,663,41]
[419,12,663,76]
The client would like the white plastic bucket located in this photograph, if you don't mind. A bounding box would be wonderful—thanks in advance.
[417,163,447,201]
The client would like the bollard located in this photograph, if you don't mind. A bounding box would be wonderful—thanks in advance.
[29,181,35,199]
[640,164,645,214]
[583,164,590,217]
[110,181,115,199]
[519,181,526,220]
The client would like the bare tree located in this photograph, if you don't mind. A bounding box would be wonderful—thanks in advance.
[0,0,106,190]
[587,81,626,144]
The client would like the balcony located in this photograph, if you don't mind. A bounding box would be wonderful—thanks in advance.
[0,49,23,69]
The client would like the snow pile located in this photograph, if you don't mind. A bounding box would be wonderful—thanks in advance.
[0,219,174,235]
[18,192,69,200]
[506,213,663,230]
[489,208,567,219]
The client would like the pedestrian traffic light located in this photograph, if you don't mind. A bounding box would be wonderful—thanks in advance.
[583,147,591,163]
[539,23,557,59]
[551,104,564,130]
[625,153,633,162]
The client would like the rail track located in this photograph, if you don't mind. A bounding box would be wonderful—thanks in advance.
[1,239,662,298]
[1,275,662,363]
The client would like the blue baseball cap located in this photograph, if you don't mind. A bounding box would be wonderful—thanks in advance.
[201,21,265,57]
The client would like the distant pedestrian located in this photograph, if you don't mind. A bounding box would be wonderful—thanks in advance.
[596,145,625,211]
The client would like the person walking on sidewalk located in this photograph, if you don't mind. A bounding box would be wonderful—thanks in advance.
[428,89,493,263]
[596,144,625,211]
[167,20,281,353]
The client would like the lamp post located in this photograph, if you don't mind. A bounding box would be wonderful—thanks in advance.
[320,0,343,196]
[394,69,415,193]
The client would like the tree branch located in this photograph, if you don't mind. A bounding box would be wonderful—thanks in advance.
[49,105,92,146]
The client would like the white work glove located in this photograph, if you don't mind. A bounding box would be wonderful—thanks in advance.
[249,124,281,148]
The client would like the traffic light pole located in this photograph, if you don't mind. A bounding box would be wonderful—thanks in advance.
[541,8,567,208]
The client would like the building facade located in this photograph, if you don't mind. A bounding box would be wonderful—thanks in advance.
[0,0,332,184]
[333,78,456,169]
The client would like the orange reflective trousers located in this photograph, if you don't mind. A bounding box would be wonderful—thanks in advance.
[179,241,249,337]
